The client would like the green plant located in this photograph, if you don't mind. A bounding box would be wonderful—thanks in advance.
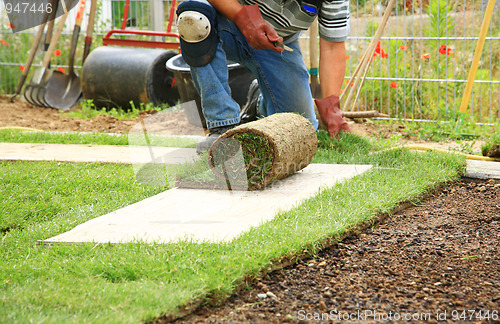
[424,0,455,40]
[65,99,170,120]
[481,131,500,157]
[345,0,499,125]
[233,133,273,186]
[455,139,477,155]
[0,31,32,93]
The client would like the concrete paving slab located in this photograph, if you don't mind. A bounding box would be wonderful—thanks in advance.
[0,143,198,165]
[466,160,500,180]
[40,164,373,245]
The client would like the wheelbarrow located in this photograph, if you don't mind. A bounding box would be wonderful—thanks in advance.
[166,54,255,129]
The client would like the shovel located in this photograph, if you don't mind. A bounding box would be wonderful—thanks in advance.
[23,2,70,107]
[45,0,87,110]
[309,18,321,99]
[82,0,98,64]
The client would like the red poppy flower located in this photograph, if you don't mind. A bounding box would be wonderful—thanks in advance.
[374,41,389,58]
[19,65,25,71]
[0,39,8,46]
[390,82,398,88]
[421,53,430,59]
[53,49,61,56]
[439,45,454,56]
[399,44,408,51]
[346,54,351,60]
[57,66,66,74]
[374,97,378,102]
[8,23,14,29]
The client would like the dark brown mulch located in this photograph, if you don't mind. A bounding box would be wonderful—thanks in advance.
[168,178,500,323]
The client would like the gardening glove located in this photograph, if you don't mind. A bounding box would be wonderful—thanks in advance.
[314,95,351,137]
[233,4,283,52]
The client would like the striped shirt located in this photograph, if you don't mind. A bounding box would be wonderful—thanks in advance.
[240,0,350,42]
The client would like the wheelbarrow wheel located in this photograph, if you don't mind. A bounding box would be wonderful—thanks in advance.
[148,50,180,107]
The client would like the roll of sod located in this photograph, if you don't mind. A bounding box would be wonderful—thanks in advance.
[209,113,318,190]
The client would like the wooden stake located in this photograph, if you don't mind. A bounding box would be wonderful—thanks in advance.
[341,0,397,112]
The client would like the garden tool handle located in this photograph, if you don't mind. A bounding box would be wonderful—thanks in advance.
[41,7,70,69]
[68,0,87,75]
[167,0,177,33]
[458,0,496,116]
[83,0,97,63]
[43,0,59,51]
[10,20,47,101]
[309,18,319,75]
[341,0,396,111]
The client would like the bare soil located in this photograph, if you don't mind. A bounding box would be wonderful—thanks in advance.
[0,95,486,153]
[170,179,500,323]
[0,95,201,135]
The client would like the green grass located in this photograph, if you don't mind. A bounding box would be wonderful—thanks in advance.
[0,129,197,148]
[0,133,466,323]
[481,132,500,157]
[374,118,499,142]
[65,100,175,120]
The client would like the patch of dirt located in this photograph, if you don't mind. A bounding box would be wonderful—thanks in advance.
[0,95,488,155]
[349,121,486,154]
[484,144,500,158]
[1,96,485,152]
[0,95,203,135]
[169,179,500,323]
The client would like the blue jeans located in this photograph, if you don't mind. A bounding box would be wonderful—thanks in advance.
[189,7,318,130]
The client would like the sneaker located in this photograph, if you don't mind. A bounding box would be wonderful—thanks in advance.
[196,124,236,154]
[239,79,260,124]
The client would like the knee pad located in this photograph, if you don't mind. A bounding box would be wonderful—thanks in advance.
[176,0,218,67]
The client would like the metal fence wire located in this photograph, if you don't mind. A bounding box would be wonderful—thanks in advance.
[1,0,499,124]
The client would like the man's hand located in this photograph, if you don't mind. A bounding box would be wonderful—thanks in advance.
[233,5,283,52]
[315,95,351,137]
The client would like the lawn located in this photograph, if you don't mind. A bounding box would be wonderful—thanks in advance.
[0,131,466,323]
[0,129,198,148]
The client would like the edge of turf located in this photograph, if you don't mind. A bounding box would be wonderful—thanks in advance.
[152,150,466,322]
[0,136,466,323]
[156,183,457,323]
[0,129,198,148]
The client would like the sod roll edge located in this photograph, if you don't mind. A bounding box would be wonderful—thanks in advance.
[209,113,318,190]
